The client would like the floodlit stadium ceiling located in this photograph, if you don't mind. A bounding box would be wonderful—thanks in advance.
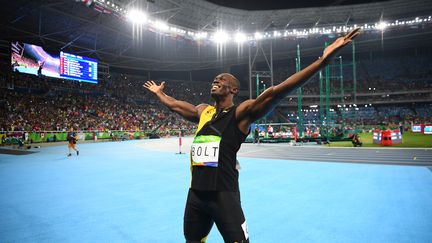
[206,0,392,11]
[1,0,432,72]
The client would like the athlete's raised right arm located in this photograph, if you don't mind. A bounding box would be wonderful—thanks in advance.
[144,80,207,123]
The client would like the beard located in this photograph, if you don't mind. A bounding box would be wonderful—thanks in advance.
[210,91,221,101]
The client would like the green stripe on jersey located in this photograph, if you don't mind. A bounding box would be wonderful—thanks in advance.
[193,135,221,144]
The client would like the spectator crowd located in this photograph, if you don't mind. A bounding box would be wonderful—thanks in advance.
[1,51,431,137]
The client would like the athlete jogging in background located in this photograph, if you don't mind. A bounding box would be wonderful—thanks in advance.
[67,127,79,157]
[144,28,360,243]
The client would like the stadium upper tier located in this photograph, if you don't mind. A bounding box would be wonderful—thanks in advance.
[131,0,432,32]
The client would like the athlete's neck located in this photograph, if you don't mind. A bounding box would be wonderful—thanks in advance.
[214,101,234,110]
[212,94,234,110]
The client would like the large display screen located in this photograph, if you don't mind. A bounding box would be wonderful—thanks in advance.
[11,41,60,78]
[424,125,432,135]
[11,41,98,84]
[60,51,98,83]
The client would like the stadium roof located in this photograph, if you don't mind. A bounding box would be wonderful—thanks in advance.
[122,0,431,32]
[207,0,392,11]
[1,0,432,72]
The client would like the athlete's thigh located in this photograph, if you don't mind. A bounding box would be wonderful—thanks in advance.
[184,189,214,242]
[213,191,249,243]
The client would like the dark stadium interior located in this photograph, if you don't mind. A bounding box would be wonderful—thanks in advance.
[1,0,432,135]
[1,1,432,242]
[0,0,432,135]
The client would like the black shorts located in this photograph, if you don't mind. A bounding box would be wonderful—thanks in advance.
[184,189,249,243]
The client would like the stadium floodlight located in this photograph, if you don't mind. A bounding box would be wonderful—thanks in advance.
[169,26,185,34]
[84,0,432,44]
[212,30,229,44]
[234,32,247,43]
[376,21,388,30]
[154,20,169,32]
[254,32,263,40]
[194,32,208,40]
[273,31,282,37]
[127,9,147,24]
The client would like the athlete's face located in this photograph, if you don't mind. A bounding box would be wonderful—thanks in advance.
[210,74,235,99]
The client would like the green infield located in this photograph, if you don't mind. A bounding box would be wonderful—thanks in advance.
[328,131,432,148]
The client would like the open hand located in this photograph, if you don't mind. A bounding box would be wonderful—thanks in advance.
[143,80,165,94]
[322,27,361,60]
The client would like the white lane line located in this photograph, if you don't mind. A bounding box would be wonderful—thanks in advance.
[239,155,432,165]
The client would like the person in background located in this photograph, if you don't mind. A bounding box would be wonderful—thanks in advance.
[352,134,363,147]
[67,127,79,157]
[253,126,260,144]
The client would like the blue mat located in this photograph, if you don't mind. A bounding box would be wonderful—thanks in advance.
[1,141,431,242]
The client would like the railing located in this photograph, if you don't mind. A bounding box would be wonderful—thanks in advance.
[0,129,197,145]
[0,130,147,145]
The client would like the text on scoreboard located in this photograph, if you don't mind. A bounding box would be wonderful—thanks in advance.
[60,51,98,83]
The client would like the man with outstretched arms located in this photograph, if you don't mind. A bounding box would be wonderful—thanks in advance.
[144,28,360,243]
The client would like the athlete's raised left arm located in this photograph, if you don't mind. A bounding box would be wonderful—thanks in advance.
[144,80,208,123]
[236,28,360,132]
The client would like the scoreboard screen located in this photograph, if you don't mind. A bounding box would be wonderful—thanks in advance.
[11,41,60,78]
[60,51,98,83]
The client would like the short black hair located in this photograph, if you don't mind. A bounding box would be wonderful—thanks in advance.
[220,73,240,89]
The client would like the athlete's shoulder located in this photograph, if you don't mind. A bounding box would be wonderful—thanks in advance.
[236,99,254,118]
[196,103,212,116]
[197,103,211,109]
